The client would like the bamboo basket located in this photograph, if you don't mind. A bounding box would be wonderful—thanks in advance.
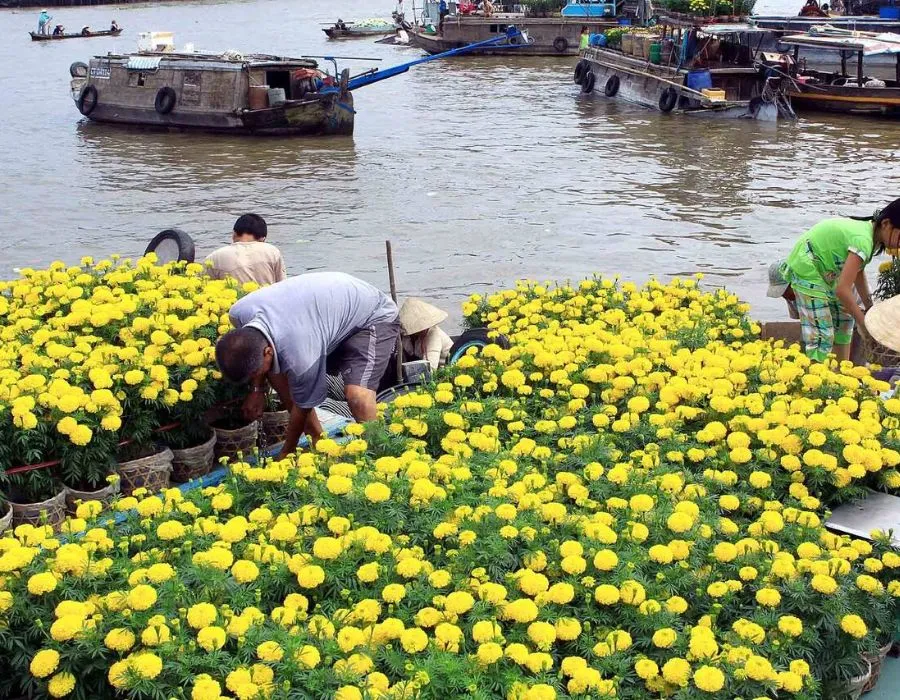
[633,35,645,58]
[862,642,893,693]
[8,489,67,529]
[170,432,217,483]
[621,33,634,56]
[847,661,871,700]
[63,478,120,514]
[260,410,290,450]
[0,502,12,535]
[214,421,259,463]
[861,331,900,368]
[117,447,173,496]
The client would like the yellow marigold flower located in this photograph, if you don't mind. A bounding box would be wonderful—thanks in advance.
[29,649,60,679]
[47,671,76,698]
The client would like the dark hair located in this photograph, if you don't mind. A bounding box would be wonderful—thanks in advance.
[233,213,267,240]
[850,197,900,255]
[215,328,269,383]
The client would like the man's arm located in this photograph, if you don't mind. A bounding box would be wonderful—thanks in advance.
[274,252,287,282]
[267,372,294,411]
[277,406,323,459]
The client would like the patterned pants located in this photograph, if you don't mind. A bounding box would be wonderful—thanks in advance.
[794,291,854,362]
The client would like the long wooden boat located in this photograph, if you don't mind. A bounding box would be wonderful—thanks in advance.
[69,51,354,136]
[577,24,794,120]
[30,28,122,41]
[780,31,900,115]
[324,24,396,39]
[409,14,620,56]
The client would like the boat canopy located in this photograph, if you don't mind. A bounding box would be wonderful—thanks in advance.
[779,32,900,55]
[699,23,771,35]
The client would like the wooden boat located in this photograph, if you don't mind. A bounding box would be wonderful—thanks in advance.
[780,31,900,115]
[576,24,794,119]
[69,51,354,136]
[30,28,123,41]
[324,19,396,39]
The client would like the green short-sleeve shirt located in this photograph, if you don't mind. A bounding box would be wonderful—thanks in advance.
[784,218,874,300]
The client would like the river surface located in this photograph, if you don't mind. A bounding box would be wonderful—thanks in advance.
[1,0,899,324]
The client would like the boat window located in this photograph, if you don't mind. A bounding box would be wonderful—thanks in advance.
[488,23,509,33]
[127,72,147,87]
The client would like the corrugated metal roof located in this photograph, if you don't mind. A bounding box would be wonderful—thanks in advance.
[126,56,162,71]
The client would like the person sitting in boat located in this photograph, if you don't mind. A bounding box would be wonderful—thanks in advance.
[798,0,828,17]
[780,198,900,363]
[52,24,65,36]
[482,0,496,16]
[204,213,287,286]
[37,9,51,35]
[216,272,400,455]
[399,298,453,372]
[336,18,348,30]
[767,260,799,320]
[110,20,119,32]
[81,25,91,36]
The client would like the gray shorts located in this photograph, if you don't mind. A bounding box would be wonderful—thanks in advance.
[327,321,400,391]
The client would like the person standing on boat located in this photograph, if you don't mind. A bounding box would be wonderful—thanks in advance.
[781,199,900,363]
[110,20,119,32]
[400,298,453,371]
[204,214,286,286]
[215,272,400,456]
[439,0,450,32]
[579,26,590,51]
[37,9,51,35]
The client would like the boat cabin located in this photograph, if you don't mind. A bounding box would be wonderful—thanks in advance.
[779,31,900,114]
[561,0,622,17]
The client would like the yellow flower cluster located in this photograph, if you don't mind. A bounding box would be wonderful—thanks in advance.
[0,255,242,476]
[0,276,896,700]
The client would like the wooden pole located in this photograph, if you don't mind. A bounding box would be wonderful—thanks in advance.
[857,49,864,86]
[386,240,404,383]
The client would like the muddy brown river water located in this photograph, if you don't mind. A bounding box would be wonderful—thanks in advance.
[1,0,899,323]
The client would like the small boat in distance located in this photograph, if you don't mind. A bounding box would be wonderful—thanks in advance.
[780,30,900,116]
[30,28,123,41]
[324,18,397,39]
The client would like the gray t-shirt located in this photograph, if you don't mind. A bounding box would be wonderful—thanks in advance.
[229,272,398,408]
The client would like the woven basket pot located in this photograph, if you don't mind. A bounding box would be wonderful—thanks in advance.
[846,660,872,700]
[862,642,893,693]
[117,447,173,496]
[0,502,12,535]
[63,478,120,514]
[171,432,217,483]
[863,331,900,368]
[260,410,290,449]
[8,489,67,530]
[214,421,259,463]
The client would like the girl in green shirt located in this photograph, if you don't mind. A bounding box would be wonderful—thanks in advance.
[783,198,900,362]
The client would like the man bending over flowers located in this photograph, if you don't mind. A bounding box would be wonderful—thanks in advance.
[215,272,399,457]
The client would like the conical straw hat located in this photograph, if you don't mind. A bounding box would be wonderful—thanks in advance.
[866,296,900,353]
[399,298,448,335]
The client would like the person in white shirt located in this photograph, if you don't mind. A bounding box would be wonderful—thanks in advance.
[204,214,286,286]
[400,298,453,371]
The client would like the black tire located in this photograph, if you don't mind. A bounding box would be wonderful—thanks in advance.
[77,84,98,116]
[154,87,177,115]
[69,61,89,78]
[144,229,195,264]
[448,328,510,365]
[553,36,568,53]
[581,70,596,94]
[604,75,620,97]
[659,87,678,113]
[376,382,420,404]
[574,60,587,84]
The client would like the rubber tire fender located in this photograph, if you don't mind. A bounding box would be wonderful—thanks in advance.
[448,328,511,365]
[154,86,177,115]
[658,86,678,113]
[553,36,569,53]
[77,84,98,115]
[604,74,620,97]
[581,69,596,93]
[574,59,588,84]
[69,61,89,78]
[144,229,196,263]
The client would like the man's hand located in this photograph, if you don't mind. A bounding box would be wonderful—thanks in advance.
[242,391,266,422]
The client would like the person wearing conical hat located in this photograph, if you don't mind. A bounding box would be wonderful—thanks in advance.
[400,298,452,371]
[866,297,900,359]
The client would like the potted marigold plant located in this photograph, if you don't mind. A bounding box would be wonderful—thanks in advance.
[210,383,259,463]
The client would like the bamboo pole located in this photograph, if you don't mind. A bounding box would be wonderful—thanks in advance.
[386,241,404,383]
